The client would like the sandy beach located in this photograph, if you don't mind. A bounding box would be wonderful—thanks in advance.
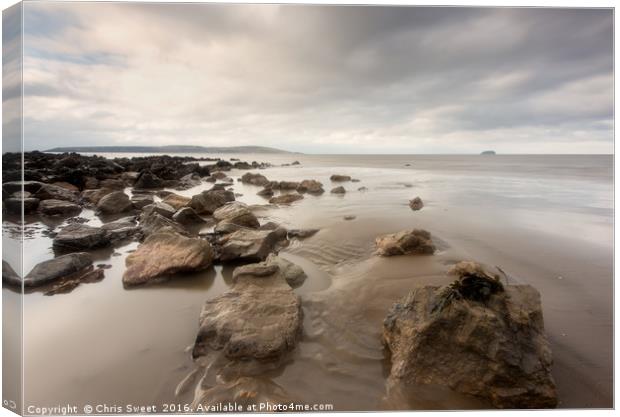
[1,152,611,411]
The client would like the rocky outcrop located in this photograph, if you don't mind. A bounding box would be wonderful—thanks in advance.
[240,172,270,186]
[330,174,351,182]
[375,229,435,256]
[123,231,213,286]
[162,193,191,210]
[53,224,110,250]
[218,227,288,263]
[173,207,206,225]
[190,189,235,214]
[296,179,324,195]
[409,196,424,211]
[192,256,303,373]
[39,199,82,216]
[213,202,260,229]
[97,191,133,214]
[269,193,304,205]
[330,186,346,194]
[23,252,93,287]
[382,262,557,409]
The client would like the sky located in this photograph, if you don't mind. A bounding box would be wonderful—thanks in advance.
[8,3,615,153]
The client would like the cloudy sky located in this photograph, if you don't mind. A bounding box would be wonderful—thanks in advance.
[13,3,615,153]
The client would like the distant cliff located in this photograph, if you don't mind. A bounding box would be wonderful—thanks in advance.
[45,145,296,154]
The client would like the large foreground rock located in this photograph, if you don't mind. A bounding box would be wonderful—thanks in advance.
[23,253,93,287]
[53,224,110,250]
[190,189,235,214]
[123,231,213,286]
[213,202,259,228]
[218,228,288,263]
[192,256,303,370]
[375,229,435,256]
[97,191,133,214]
[382,262,557,409]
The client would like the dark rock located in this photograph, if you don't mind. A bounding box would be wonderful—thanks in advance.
[139,212,188,237]
[101,217,140,241]
[213,202,260,229]
[35,183,79,202]
[296,179,324,195]
[2,260,21,286]
[240,172,270,186]
[97,191,133,214]
[39,199,81,216]
[134,170,164,189]
[141,202,176,219]
[330,174,351,182]
[409,196,424,211]
[172,207,206,225]
[257,187,274,198]
[99,178,125,190]
[331,186,346,194]
[2,181,42,195]
[23,252,93,287]
[190,189,235,214]
[53,224,110,250]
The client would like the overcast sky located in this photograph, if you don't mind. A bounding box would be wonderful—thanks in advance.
[14,3,614,153]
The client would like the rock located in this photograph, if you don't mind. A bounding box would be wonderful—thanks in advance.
[97,191,133,214]
[331,186,346,194]
[190,189,235,214]
[278,181,300,190]
[344,215,356,220]
[2,180,42,195]
[99,178,125,190]
[53,224,110,250]
[269,193,304,205]
[296,179,324,195]
[382,262,557,408]
[140,212,188,237]
[4,195,40,214]
[218,227,288,263]
[259,222,281,231]
[177,173,202,190]
[2,260,21,286]
[409,196,424,211]
[52,181,80,192]
[121,171,140,185]
[134,170,164,189]
[358,186,368,192]
[287,228,319,239]
[43,267,104,296]
[23,252,93,287]
[211,171,228,180]
[173,207,206,225]
[101,217,140,241]
[351,178,361,182]
[81,188,115,205]
[123,231,213,286]
[257,187,274,198]
[268,254,307,288]
[83,177,99,189]
[330,174,351,182]
[162,193,192,210]
[375,229,435,256]
[39,199,82,216]
[213,202,260,229]
[141,201,176,219]
[35,183,79,202]
[131,194,154,210]
[291,161,300,165]
[240,172,270,186]
[192,256,302,367]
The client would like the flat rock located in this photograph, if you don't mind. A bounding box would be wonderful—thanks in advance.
[382,262,557,408]
[190,189,235,214]
[375,229,435,256]
[23,252,93,287]
[5,196,40,214]
[53,224,110,250]
[39,199,82,216]
[97,191,133,214]
[269,193,304,205]
[123,231,213,286]
[330,174,351,182]
[163,193,192,210]
[173,207,206,225]
[218,227,288,263]
[213,202,260,228]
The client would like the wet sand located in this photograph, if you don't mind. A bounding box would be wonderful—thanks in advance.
[4,154,612,410]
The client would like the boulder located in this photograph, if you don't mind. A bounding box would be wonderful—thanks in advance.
[190,189,235,214]
[2,260,21,286]
[123,231,213,286]
[296,179,324,195]
[162,193,191,210]
[257,187,274,198]
[375,229,435,256]
[192,256,303,367]
[269,193,304,205]
[141,201,176,219]
[140,212,188,237]
[330,186,346,194]
[38,199,81,216]
[218,227,288,263]
[177,173,202,190]
[53,224,110,250]
[35,183,79,203]
[101,217,140,241]
[173,207,206,225]
[134,171,164,189]
[240,172,270,186]
[81,188,115,205]
[23,252,93,287]
[330,174,351,182]
[97,191,133,214]
[131,194,154,210]
[382,262,557,409]
[99,178,125,190]
[409,196,424,211]
[213,202,260,229]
